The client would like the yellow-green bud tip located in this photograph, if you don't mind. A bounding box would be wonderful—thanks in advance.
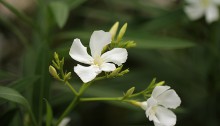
[109,22,119,40]
[117,23,127,42]
[49,65,60,79]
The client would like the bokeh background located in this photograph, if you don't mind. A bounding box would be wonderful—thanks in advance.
[0,0,220,126]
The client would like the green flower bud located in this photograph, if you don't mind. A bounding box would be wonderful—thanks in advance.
[117,23,127,42]
[156,81,165,86]
[109,22,119,40]
[125,41,136,48]
[108,65,123,77]
[64,72,71,81]
[54,52,60,65]
[123,87,135,99]
[118,69,129,76]
[49,65,60,79]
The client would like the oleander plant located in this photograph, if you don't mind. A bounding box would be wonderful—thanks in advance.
[0,0,220,126]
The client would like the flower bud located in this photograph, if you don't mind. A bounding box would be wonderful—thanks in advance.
[108,65,123,77]
[64,72,71,81]
[156,81,165,86]
[49,65,60,79]
[54,52,60,65]
[109,22,119,40]
[117,23,127,42]
[125,41,136,48]
[118,69,129,76]
[123,87,135,99]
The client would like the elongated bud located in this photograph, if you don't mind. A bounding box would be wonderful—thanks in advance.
[126,41,136,48]
[108,65,123,77]
[156,81,165,86]
[109,22,119,40]
[54,52,60,65]
[64,72,71,81]
[123,87,135,99]
[118,69,129,76]
[60,57,64,68]
[49,65,60,79]
[117,23,127,42]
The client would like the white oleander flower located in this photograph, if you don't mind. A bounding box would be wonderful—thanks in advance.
[140,86,181,126]
[69,30,128,83]
[184,0,220,23]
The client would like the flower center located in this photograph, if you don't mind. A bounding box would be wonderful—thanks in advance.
[201,0,210,7]
[93,55,103,66]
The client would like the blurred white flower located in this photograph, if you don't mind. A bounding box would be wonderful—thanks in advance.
[140,86,181,126]
[58,117,71,126]
[69,30,128,83]
[184,0,220,23]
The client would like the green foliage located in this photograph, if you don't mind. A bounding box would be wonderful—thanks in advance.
[49,1,69,28]
[1,0,220,125]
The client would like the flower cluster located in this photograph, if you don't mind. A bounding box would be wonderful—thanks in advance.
[140,86,181,126]
[69,30,128,83]
[184,0,220,23]
[67,28,181,126]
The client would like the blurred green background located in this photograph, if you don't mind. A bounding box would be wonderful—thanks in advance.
[0,0,220,126]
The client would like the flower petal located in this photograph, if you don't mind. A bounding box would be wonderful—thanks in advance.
[205,5,219,23]
[100,63,116,72]
[74,64,101,83]
[184,5,204,20]
[140,101,148,111]
[152,86,170,99]
[157,89,181,109]
[101,48,128,66]
[89,30,111,57]
[69,39,93,64]
[154,106,176,126]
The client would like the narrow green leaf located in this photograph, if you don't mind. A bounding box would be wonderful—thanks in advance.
[44,99,53,126]
[49,1,69,28]
[127,35,196,49]
[0,86,29,107]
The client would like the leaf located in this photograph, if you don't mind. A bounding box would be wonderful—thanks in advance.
[49,1,69,28]
[44,99,53,126]
[0,86,29,108]
[127,35,196,49]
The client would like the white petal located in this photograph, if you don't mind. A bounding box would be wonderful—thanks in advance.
[213,0,220,5]
[140,101,148,110]
[184,5,204,20]
[89,30,111,57]
[69,39,93,64]
[205,5,219,23]
[74,64,101,83]
[101,48,128,66]
[100,63,116,72]
[154,122,171,126]
[58,117,71,126]
[152,86,170,99]
[154,106,176,126]
[157,89,181,109]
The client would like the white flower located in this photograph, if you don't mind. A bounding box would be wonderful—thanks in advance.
[140,86,181,126]
[69,30,128,83]
[184,0,220,23]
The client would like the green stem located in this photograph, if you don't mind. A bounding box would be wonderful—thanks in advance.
[65,81,78,96]
[55,82,92,125]
[80,97,122,102]
[55,96,79,126]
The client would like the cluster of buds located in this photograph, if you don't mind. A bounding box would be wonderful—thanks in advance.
[49,52,71,82]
